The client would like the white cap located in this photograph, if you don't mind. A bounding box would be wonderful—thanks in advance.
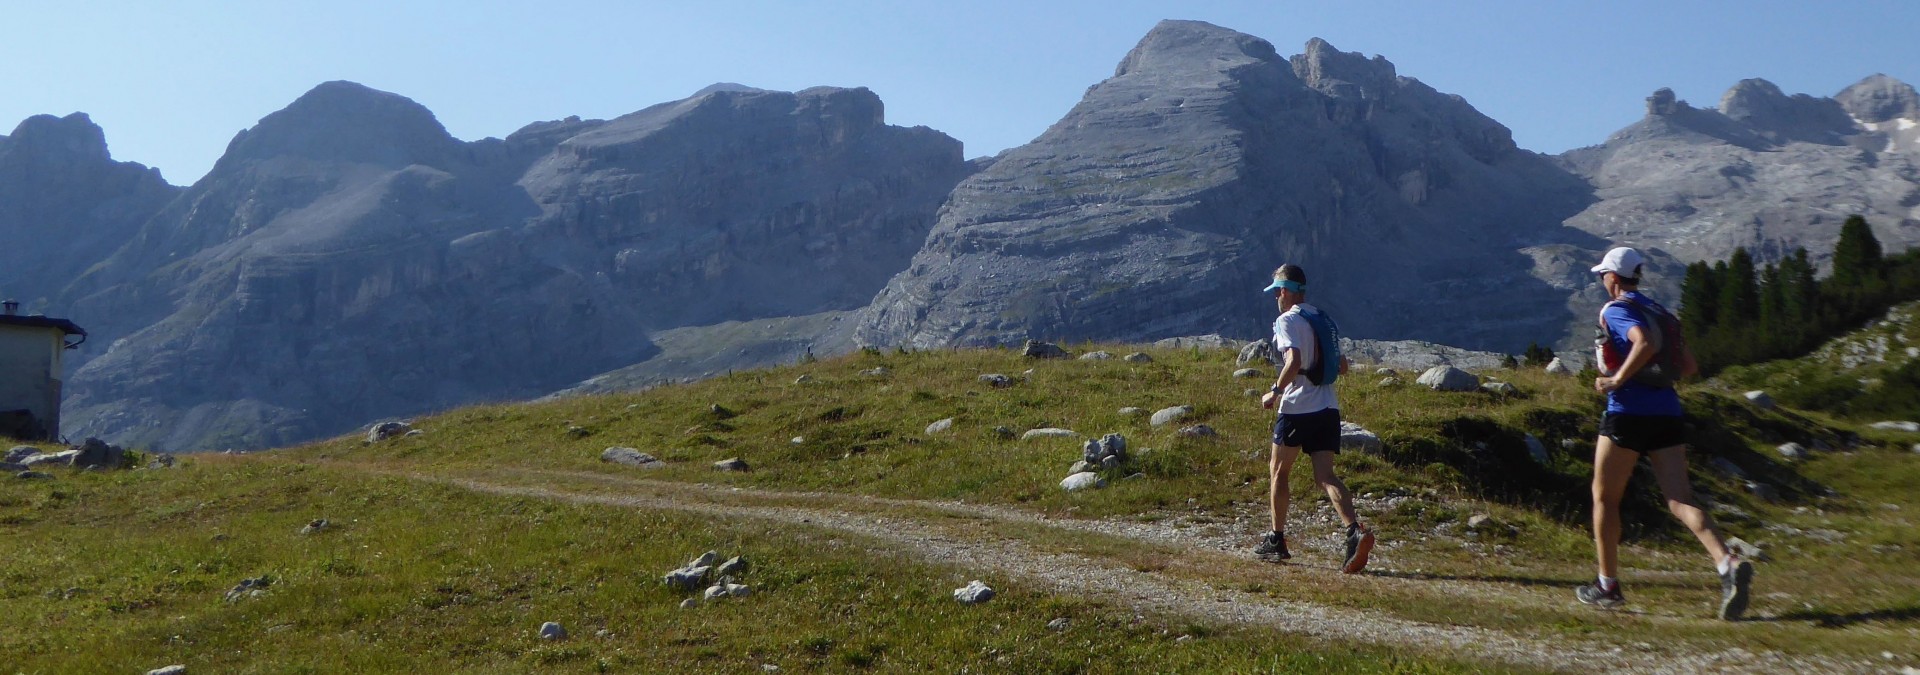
[1590,247,1645,278]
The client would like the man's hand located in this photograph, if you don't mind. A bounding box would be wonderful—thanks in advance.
[1594,376,1621,393]
[1260,390,1278,409]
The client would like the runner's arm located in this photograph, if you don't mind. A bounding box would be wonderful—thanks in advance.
[1599,326,1654,392]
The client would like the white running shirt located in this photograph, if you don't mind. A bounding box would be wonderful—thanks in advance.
[1272,303,1338,415]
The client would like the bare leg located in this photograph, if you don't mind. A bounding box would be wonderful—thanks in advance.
[1308,450,1358,527]
[1647,445,1731,566]
[1591,435,1638,580]
[1269,443,1301,532]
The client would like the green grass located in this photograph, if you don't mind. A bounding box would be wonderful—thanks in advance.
[6,340,1920,670]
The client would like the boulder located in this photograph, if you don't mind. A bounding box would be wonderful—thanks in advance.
[1237,340,1278,367]
[1123,352,1152,363]
[992,426,1016,439]
[601,447,663,468]
[925,418,955,435]
[860,367,890,377]
[539,622,568,640]
[679,597,700,609]
[1377,377,1401,387]
[70,437,125,469]
[1046,618,1071,631]
[1466,514,1494,530]
[1022,428,1078,440]
[1338,423,1384,456]
[1060,472,1106,491]
[1176,424,1218,438]
[1776,443,1807,461]
[147,667,187,675]
[1118,407,1145,416]
[953,579,995,604]
[1869,421,1920,433]
[1068,460,1091,474]
[4,446,35,463]
[0,462,25,473]
[1544,357,1574,375]
[716,555,749,577]
[664,566,711,591]
[16,471,52,480]
[1416,366,1480,392]
[1079,351,1113,360]
[1232,368,1264,379]
[1481,381,1518,396]
[1374,367,1397,377]
[366,421,412,443]
[978,374,1013,388]
[725,583,752,597]
[1149,405,1193,426]
[224,576,272,603]
[704,585,730,601]
[299,519,329,535]
[713,458,750,472]
[1023,340,1069,359]
[1743,391,1775,410]
[1524,434,1550,464]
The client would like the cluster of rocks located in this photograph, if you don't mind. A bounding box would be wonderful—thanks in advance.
[5,438,139,477]
[1062,434,1137,491]
[224,575,273,603]
[663,550,753,608]
[365,421,422,443]
[1022,340,1069,359]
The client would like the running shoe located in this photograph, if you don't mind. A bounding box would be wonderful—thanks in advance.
[1575,579,1626,608]
[1254,530,1291,561]
[1719,556,1754,620]
[1341,523,1374,574]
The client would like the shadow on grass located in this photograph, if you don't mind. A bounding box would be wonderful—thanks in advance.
[1766,604,1920,627]
[1362,569,1706,591]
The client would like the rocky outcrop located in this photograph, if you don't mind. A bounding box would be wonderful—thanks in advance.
[0,113,179,311]
[49,81,970,451]
[855,21,1597,353]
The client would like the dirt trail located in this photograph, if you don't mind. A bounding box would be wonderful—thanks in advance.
[378,467,1869,674]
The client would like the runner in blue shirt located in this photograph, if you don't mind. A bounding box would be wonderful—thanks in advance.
[1576,247,1754,620]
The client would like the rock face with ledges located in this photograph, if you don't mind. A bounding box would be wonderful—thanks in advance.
[855,21,1596,353]
[51,81,971,451]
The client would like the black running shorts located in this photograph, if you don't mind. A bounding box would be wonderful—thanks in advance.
[1273,408,1341,454]
[1599,412,1687,453]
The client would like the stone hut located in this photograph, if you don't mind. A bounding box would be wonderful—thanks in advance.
[0,300,86,441]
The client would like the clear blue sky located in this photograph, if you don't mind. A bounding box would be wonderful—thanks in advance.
[5,1,1915,185]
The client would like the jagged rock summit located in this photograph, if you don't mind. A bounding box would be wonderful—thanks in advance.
[52,80,971,451]
[855,20,1595,352]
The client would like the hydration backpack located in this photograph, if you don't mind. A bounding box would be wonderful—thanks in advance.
[1595,295,1697,388]
[1298,306,1342,386]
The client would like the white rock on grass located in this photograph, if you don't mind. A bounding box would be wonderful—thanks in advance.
[665,566,711,591]
[4,446,35,463]
[691,551,719,568]
[1176,425,1217,438]
[1123,352,1152,363]
[716,556,749,577]
[1377,377,1401,387]
[953,580,995,604]
[925,418,955,435]
[539,622,568,640]
[1232,368,1264,378]
[1060,472,1106,491]
[1149,405,1193,426]
[680,597,700,609]
[725,583,752,597]
[713,458,749,471]
[978,374,1013,388]
[1545,357,1574,375]
[147,667,187,675]
[1118,407,1145,416]
[1869,420,1920,432]
[1079,351,1112,360]
[1022,428,1078,440]
[1776,443,1807,461]
[704,585,730,600]
[1417,366,1480,392]
[1725,536,1769,562]
[1339,423,1383,456]
[365,421,412,443]
[1481,381,1518,396]
[1744,391,1775,409]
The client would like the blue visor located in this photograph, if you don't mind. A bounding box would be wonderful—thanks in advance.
[1262,279,1305,294]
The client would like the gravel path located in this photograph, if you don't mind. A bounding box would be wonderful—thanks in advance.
[380,468,1875,674]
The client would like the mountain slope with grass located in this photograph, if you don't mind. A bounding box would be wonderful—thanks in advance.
[6,341,1916,673]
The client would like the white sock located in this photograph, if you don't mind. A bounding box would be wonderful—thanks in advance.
[1598,575,1618,591]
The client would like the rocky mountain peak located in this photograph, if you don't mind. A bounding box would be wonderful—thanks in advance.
[2,113,111,162]
[217,80,459,169]
[693,82,768,97]
[1718,78,1853,144]
[1290,37,1398,99]
[1112,19,1281,78]
[1646,88,1688,116]
[1836,73,1920,123]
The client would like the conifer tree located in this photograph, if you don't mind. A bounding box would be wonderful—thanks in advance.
[1832,215,1883,291]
